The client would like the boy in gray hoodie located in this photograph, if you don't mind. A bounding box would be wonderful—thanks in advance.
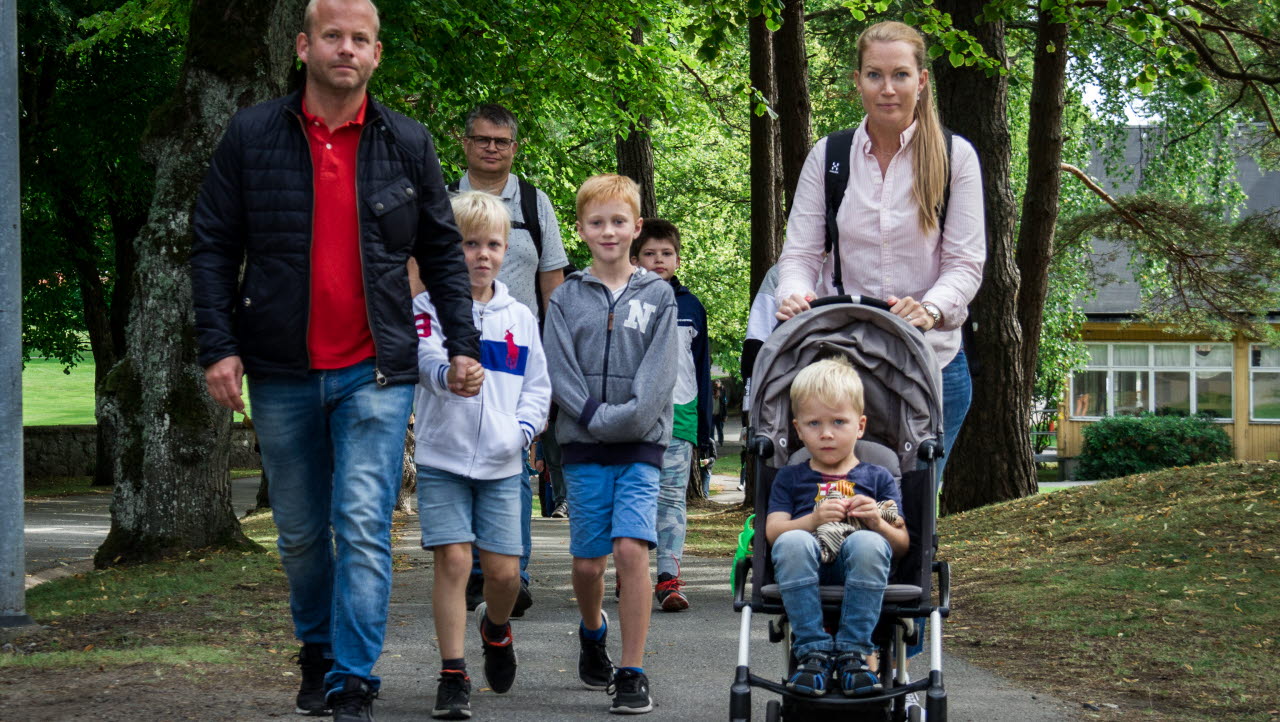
[543,174,678,715]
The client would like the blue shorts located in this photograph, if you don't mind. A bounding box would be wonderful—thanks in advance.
[416,465,523,557]
[565,462,660,559]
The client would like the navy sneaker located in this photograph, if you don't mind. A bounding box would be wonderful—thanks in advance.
[835,651,881,697]
[786,650,834,697]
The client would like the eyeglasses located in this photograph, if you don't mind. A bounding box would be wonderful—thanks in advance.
[466,135,515,150]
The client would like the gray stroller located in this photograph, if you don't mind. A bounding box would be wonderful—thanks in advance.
[730,296,951,722]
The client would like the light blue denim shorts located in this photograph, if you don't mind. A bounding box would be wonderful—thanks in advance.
[416,465,523,556]
[564,462,660,559]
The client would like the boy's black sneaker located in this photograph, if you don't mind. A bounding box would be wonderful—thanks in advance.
[327,676,377,722]
[293,642,333,716]
[475,602,518,693]
[835,651,881,697]
[464,574,484,612]
[431,670,472,720]
[786,650,833,697]
[607,668,653,714]
[510,580,533,617]
[578,610,613,690]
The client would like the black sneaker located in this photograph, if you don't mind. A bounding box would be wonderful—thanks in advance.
[608,668,653,714]
[834,651,881,697]
[431,670,471,720]
[293,642,333,716]
[578,610,613,690]
[465,574,484,612]
[328,676,377,722]
[510,579,533,618]
[786,650,833,697]
[550,501,569,519]
[475,602,518,694]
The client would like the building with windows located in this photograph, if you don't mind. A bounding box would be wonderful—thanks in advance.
[1056,127,1280,474]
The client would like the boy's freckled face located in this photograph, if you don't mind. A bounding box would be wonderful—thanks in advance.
[792,396,866,469]
[633,239,680,281]
[462,225,507,291]
[577,199,642,265]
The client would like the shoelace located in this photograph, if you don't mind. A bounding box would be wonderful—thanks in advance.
[655,576,684,592]
[437,672,470,699]
[331,687,376,714]
[608,669,644,696]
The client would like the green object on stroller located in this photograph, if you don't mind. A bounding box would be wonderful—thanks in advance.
[729,514,754,591]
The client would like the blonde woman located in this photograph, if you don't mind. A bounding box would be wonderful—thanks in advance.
[775,20,985,476]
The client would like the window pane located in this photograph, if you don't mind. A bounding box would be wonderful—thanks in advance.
[1154,345,1189,367]
[1196,371,1233,418]
[1254,372,1280,420]
[1085,344,1107,367]
[1114,344,1148,367]
[1194,344,1232,368]
[1154,371,1191,416]
[1253,346,1280,369]
[1071,371,1106,416]
[1114,370,1145,416]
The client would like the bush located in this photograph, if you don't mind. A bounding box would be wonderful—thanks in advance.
[1077,414,1232,480]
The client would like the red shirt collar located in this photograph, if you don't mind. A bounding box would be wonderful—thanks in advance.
[301,93,369,130]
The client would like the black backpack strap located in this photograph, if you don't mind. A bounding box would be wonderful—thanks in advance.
[940,128,954,230]
[823,130,856,296]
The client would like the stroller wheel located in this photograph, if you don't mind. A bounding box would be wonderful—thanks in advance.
[765,699,782,722]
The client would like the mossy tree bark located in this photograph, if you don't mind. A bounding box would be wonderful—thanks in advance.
[749,14,785,299]
[616,26,658,219]
[95,0,306,567]
[773,0,812,216]
[931,0,1036,515]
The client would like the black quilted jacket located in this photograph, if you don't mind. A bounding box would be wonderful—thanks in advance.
[191,91,479,384]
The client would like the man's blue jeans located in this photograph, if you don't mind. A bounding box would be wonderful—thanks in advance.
[471,465,531,583]
[249,359,413,691]
[655,439,694,578]
[771,529,892,658]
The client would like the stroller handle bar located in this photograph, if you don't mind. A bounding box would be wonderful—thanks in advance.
[799,295,926,335]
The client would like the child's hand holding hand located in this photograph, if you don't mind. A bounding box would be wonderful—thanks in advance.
[846,494,882,530]
[811,497,848,530]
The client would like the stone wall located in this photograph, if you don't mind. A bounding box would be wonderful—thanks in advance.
[23,425,261,478]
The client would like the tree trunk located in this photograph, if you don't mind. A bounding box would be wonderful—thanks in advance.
[931,1,1035,514]
[749,15,785,299]
[1015,14,1069,403]
[95,0,305,567]
[773,0,812,215]
[616,26,658,219]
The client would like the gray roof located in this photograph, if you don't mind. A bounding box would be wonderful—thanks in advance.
[1079,125,1280,318]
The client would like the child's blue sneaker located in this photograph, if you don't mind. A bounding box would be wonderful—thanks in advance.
[786,650,833,697]
[835,652,881,697]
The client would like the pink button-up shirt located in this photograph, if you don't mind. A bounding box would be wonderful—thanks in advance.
[776,119,985,366]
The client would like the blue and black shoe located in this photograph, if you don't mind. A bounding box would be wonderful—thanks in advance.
[835,652,881,697]
[786,650,833,697]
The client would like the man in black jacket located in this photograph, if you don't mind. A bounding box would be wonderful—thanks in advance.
[190,1,481,719]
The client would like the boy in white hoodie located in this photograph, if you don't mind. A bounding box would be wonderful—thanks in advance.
[414,191,552,720]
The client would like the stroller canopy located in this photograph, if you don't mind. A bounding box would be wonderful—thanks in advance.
[749,302,944,472]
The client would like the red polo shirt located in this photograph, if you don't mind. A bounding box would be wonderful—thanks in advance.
[302,96,376,370]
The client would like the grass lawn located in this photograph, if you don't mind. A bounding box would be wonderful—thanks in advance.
[21,358,97,425]
[686,462,1279,720]
[24,475,104,498]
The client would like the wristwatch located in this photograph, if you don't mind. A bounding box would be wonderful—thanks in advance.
[921,302,942,328]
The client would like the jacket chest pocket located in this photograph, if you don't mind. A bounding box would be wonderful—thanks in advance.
[365,175,418,252]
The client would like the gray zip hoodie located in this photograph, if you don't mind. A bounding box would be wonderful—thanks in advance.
[544,266,678,467]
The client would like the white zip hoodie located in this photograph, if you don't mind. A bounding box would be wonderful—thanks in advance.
[413,280,551,480]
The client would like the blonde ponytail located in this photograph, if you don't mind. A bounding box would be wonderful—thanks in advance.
[856,21,949,234]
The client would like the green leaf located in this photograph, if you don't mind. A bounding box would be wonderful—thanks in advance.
[928,44,946,60]
[1106,0,1120,11]
[851,8,866,21]
[765,17,781,32]
[1046,42,1056,54]
[949,51,964,67]
[1128,28,1146,44]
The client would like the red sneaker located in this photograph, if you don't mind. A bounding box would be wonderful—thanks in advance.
[654,573,689,612]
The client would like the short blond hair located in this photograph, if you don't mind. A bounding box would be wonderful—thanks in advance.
[450,191,510,241]
[576,174,641,220]
[789,356,865,417]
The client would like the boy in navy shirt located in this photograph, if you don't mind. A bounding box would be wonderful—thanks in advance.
[765,357,908,698]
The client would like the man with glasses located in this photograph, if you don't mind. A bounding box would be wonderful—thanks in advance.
[450,103,570,617]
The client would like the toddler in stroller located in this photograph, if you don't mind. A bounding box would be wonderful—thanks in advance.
[730,297,951,722]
